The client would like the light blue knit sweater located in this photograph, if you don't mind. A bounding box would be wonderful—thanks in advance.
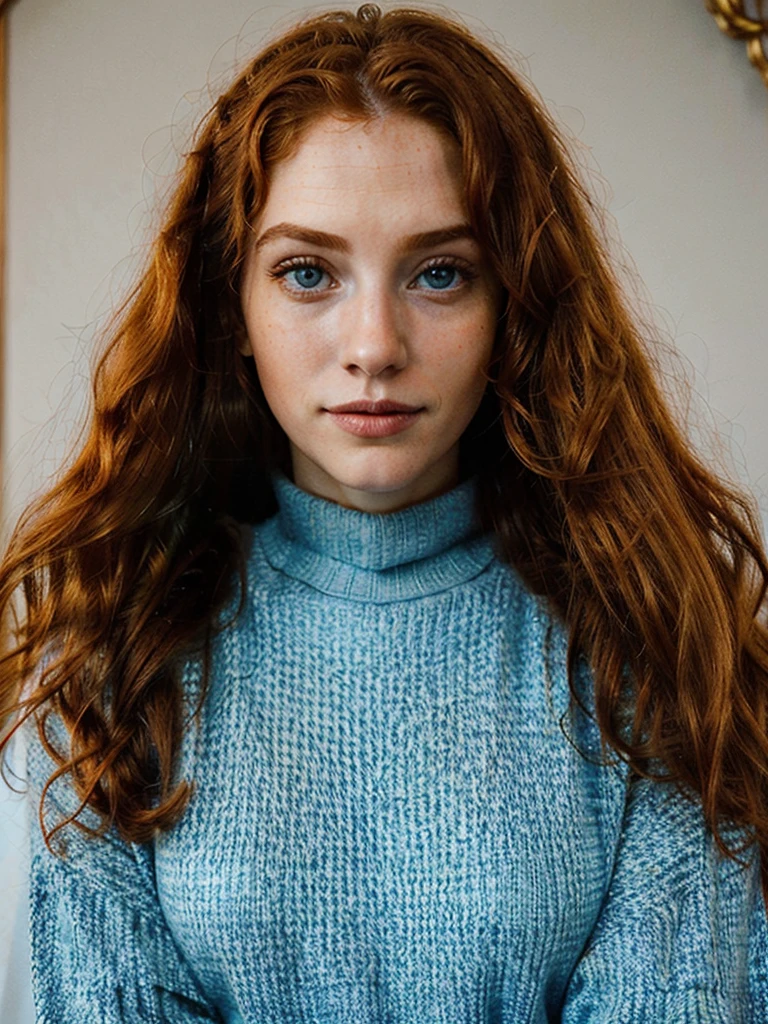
[25,472,768,1023]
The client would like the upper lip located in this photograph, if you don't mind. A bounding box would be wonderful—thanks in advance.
[325,400,423,414]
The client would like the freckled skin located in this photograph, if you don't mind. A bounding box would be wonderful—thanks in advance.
[239,113,503,513]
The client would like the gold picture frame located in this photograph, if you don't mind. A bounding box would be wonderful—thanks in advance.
[706,0,768,90]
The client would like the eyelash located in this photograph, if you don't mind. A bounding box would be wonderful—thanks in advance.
[267,255,479,298]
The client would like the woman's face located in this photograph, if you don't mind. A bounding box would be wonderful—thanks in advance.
[240,111,502,513]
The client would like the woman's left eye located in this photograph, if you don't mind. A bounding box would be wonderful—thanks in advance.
[413,260,475,292]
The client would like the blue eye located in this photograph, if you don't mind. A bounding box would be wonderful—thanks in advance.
[418,265,460,290]
[287,265,326,289]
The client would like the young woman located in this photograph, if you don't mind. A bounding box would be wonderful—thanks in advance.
[2,4,768,1021]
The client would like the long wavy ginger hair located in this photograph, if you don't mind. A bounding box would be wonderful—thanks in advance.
[2,4,768,901]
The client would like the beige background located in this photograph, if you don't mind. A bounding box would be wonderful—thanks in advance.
[2,1,767,1019]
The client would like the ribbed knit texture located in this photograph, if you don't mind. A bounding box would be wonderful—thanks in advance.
[25,472,768,1023]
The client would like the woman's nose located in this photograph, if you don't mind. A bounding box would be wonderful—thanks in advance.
[339,286,408,378]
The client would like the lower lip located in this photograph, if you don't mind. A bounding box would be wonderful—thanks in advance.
[326,411,422,438]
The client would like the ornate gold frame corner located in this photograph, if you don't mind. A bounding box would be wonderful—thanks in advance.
[706,1,768,91]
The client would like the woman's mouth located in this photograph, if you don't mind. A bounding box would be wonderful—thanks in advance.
[325,400,424,438]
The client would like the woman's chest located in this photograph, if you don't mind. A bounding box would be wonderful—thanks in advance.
[154,590,622,1019]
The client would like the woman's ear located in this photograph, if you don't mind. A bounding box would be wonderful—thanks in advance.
[236,331,253,357]
[233,314,253,357]
[231,265,254,356]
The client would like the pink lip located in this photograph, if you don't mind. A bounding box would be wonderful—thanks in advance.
[325,400,423,414]
[324,400,424,438]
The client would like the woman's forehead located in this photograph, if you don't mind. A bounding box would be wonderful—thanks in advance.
[252,113,469,245]
[272,111,461,178]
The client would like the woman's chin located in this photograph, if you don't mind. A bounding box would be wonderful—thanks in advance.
[287,439,462,513]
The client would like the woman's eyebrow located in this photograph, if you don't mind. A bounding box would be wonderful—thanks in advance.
[254,223,350,253]
[253,221,476,254]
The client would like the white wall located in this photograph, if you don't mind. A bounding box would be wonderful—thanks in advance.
[3,1,767,1019]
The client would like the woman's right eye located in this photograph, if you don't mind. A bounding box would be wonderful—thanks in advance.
[270,259,333,296]
[285,265,327,289]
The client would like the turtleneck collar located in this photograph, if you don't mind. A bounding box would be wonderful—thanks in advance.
[255,472,496,603]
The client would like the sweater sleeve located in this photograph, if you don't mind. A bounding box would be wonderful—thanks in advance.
[560,774,768,1024]
[25,714,225,1024]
